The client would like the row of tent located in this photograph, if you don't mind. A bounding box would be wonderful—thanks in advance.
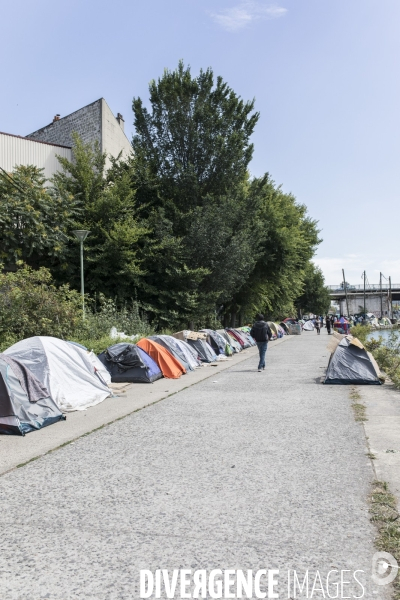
[0,324,289,436]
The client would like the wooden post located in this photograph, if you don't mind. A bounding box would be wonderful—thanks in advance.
[342,269,350,317]
[363,270,366,318]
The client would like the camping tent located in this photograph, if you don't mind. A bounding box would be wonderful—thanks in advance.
[303,320,315,331]
[187,339,218,363]
[226,329,251,349]
[148,335,197,371]
[136,338,186,379]
[200,329,232,355]
[178,340,203,366]
[279,322,290,334]
[324,336,382,385]
[239,328,257,346]
[0,356,65,435]
[266,322,278,340]
[4,337,111,412]
[98,343,163,383]
[217,330,241,353]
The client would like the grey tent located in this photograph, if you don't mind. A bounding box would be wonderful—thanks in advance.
[0,356,65,435]
[187,339,218,363]
[148,335,193,371]
[324,337,382,385]
[217,330,241,353]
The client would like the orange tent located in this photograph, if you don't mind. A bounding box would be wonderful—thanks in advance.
[136,339,186,379]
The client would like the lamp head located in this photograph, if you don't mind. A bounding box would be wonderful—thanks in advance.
[72,230,90,242]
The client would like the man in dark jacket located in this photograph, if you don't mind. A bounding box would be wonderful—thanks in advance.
[250,314,272,372]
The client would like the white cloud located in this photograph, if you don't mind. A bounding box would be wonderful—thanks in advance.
[209,2,287,32]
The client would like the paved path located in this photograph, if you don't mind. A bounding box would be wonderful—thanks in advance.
[0,333,387,599]
[0,344,266,475]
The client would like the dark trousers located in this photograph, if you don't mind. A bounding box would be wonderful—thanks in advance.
[256,341,268,369]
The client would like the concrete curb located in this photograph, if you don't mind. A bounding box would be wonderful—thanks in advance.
[0,336,292,475]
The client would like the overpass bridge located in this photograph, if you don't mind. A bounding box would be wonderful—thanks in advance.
[328,284,400,316]
[328,284,400,301]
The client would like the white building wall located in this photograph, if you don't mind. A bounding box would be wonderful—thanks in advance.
[101,99,132,169]
[0,132,72,180]
[339,294,390,316]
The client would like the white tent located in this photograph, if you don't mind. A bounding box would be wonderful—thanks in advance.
[303,320,315,331]
[4,337,111,412]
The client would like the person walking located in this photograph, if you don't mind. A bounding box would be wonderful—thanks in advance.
[314,318,321,335]
[326,315,331,334]
[250,314,272,372]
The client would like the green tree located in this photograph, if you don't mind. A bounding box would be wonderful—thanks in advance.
[132,61,261,324]
[132,60,259,212]
[52,135,147,300]
[294,262,331,316]
[227,175,321,323]
[0,165,76,269]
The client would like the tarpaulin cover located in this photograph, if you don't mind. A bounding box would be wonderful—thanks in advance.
[98,343,162,383]
[0,358,65,435]
[137,338,186,379]
[324,337,382,385]
[4,337,111,412]
[303,320,315,331]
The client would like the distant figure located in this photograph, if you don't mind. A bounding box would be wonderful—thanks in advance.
[331,315,335,329]
[339,315,348,334]
[314,318,321,334]
[326,316,331,334]
[250,314,272,372]
[320,315,324,327]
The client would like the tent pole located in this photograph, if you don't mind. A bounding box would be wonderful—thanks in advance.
[342,268,350,317]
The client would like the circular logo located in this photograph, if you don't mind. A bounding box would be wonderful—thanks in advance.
[372,552,399,585]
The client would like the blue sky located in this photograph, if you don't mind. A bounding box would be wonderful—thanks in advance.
[1,0,399,285]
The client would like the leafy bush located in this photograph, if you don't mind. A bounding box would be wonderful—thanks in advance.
[0,265,154,354]
[372,330,400,388]
[0,264,82,350]
[84,295,152,338]
[349,324,370,344]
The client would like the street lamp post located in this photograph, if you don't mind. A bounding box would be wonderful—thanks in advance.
[72,230,90,316]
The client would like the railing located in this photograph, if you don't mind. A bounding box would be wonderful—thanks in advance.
[328,284,400,291]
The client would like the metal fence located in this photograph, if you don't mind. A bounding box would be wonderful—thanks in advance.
[328,284,400,291]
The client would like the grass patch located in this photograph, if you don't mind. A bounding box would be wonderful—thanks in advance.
[370,480,400,599]
[16,456,40,468]
[350,388,368,422]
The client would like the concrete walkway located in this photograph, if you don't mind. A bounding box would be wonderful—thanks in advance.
[0,333,387,599]
[0,343,278,475]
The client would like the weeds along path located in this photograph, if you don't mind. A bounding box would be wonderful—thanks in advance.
[0,332,388,599]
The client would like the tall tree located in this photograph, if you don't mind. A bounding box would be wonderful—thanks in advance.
[132,61,261,324]
[228,175,321,322]
[52,135,147,300]
[0,165,76,269]
[132,60,259,214]
[294,263,331,316]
